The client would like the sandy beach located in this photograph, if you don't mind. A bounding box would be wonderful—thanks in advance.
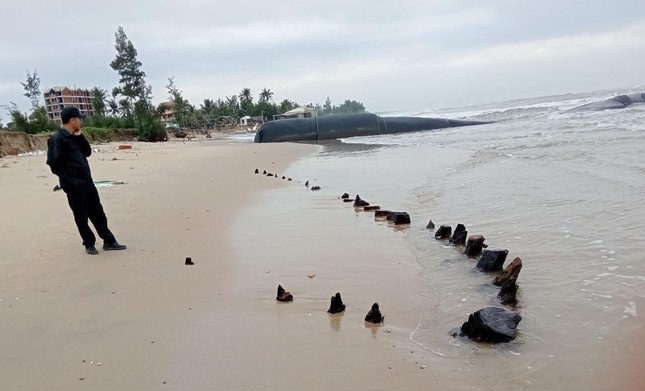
[0,138,443,390]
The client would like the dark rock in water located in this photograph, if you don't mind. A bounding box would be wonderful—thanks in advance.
[288,178,292,181]
[276,285,293,302]
[374,210,390,218]
[389,212,411,225]
[365,303,384,323]
[493,257,523,286]
[185,257,194,265]
[263,170,267,174]
[464,235,486,256]
[435,225,452,239]
[476,249,509,272]
[354,195,369,207]
[282,176,286,180]
[311,186,321,191]
[267,173,274,177]
[53,185,62,192]
[363,205,380,211]
[498,278,518,305]
[343,198,354,203]
[459,307,522,343]
[327,292,346,314]
[305,180,309,187]
[341,193,350,199]
[254,168,259,174]
[450,224,468,245]
[426,220,435,229]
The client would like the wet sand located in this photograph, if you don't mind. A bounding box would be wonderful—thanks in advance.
[0,139,441,390]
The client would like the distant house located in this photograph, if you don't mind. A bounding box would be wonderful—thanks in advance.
[240,115,264,126]
[158,101,176,125]
[275,107,318,120]
[43,86,94,125]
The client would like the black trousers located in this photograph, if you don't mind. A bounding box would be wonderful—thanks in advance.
[66,185,117,248]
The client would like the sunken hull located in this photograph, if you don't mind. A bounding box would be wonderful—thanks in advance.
[254,112,491,143]
[568,92,645,112]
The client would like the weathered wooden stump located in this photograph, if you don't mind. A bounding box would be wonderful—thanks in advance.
[341,193,350,199]
[435,225,452,239]
[493,257,523,286]
[263,170,267,174]
[254,168,259,174]
[364,303,384,323]
[266,173,274,177]
[374,210,390,218]
[276,285,293,302]
[450,223,468,245]
[456,307,522,343]
[354,195,370,207]
[305,180,309,187]
[389,212,411,225]
[327,292,346,314]
[464,235,486,256]
[311,186,321,191]
[282,176,286,180]
[498,278,518,305]
[426,220,435,229]
[476,249,509,272]
[185,257,194,265]
[363,205,381,211]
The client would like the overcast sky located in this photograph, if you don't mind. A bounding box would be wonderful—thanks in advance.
[1,0,644,117]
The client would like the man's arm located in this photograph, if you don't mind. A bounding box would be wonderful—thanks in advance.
[46,135,64,176]
[73,132,92,157]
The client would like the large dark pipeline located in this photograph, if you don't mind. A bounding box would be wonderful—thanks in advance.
[567,92,645,112]
[254,112,492,143]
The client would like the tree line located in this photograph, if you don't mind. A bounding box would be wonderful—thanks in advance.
[1,27,366,141]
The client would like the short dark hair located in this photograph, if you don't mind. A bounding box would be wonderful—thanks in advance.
[60,107,85,124]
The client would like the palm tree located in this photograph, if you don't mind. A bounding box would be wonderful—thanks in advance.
[91,87,108,116]
[108,99,119,117]
[259,87,274,103]
[238,88,253,105]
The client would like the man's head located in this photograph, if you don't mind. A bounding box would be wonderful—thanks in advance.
[61,107,85,133]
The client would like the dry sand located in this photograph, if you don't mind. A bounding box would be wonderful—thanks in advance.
[0,138,441,390]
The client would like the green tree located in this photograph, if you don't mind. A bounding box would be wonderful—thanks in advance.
[259,87,274,103]
[109,26,163,141]
[91,87,108,117]
[238,87,254,114]
[322,97,333,115]
[165,76,193,128]
[107,98,119,116]
[20,69,41,111]
[278,99,297,114]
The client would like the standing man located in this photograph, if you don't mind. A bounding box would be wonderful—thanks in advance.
[46,107,126,255]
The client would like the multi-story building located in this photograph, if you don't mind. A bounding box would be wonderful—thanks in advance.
[43,86,94,124]
[158,101,176,125]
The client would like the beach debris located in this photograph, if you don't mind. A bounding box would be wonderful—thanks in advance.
[454,307,522,343]
[307,273,316,278]
[464,235,487,256]
[327,292,346,314]
[118,145,132,150]
[53,185,62,192]
[434,225,452,239]
[353,195,370,207]
[263,170,267,174]
[305,180,309,187]
[387,212,411,225]
[492,257,523,286]
[498,278,519,305]
[254,168,259,174]
[364,303,384,323]
[450,224,468,245]
[111,157,118,161]
[426,220,435,229]
[311,186,321,191]
[476,249,509,272]
[267,173,274,177]
[363,205,380,211]
[341,193,350,199]
[185,257,194,265]
[374,210,390,218]
[276,285,293,302]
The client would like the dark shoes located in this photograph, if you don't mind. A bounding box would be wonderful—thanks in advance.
[85,246,99,255]
[103,242,127,251]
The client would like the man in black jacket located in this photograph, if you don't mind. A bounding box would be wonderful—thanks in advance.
[46,107,126,255]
